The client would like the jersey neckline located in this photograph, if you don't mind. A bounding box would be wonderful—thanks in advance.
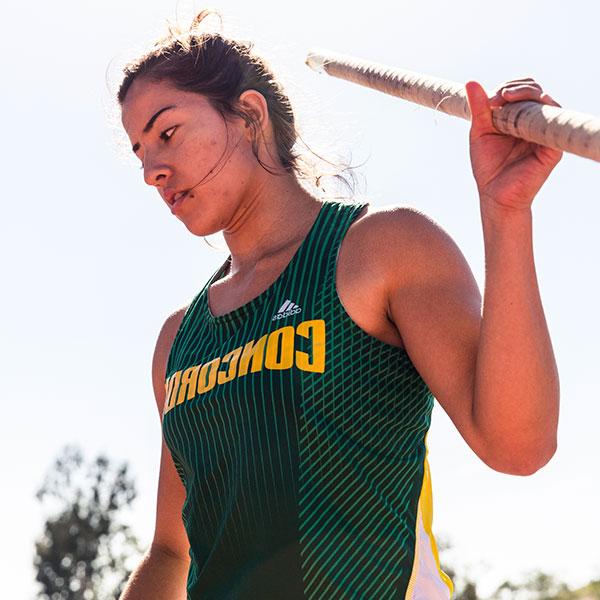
[202,199,330,327]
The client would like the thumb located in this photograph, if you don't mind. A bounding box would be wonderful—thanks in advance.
[465,80,496,136]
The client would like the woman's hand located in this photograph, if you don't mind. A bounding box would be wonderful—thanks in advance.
[464,78,563,216]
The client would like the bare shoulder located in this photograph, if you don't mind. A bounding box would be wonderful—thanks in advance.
[344,203,463,276]
[151,306,189,416]
[337,202,479,348]
[344,203,480,294]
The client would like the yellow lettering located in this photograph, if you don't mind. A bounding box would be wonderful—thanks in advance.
[164,370,182,414]
[197,358,221,394]
[163,320,327,408]
[296,319,326,373]
[163,376,174,414]
[177,365,201,405]
[265,326,294,370]
[238,335,267,376]
[218,347,242,384]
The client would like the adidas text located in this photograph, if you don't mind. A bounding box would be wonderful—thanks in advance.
[272,300,302,321]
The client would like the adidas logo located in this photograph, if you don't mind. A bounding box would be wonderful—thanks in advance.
[272,299,302,321]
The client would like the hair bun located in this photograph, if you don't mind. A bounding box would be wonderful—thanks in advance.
[189,9,223,34]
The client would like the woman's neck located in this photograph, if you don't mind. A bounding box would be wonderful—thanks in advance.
[222,175,323,275]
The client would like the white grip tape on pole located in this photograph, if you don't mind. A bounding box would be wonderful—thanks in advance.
[306,49,600,164]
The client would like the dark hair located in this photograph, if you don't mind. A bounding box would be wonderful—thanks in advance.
[117,10,357,195]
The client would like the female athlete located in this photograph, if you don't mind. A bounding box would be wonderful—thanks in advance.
[118,10,562,600]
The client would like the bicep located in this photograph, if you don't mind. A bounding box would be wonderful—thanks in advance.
[385,211,488,461]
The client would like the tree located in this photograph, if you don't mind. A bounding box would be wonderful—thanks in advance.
[489,570,591,600]
[456,581,480,600]
[438,533,600,600]
[522,570,572,599]
[438,535,483,600]
[574,579,600,599]
[33,445,144,599]
[491,579,522,600]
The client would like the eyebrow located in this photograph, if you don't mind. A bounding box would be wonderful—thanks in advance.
[131,105,177,154]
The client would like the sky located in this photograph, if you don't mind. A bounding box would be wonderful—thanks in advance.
[2,0,599,597]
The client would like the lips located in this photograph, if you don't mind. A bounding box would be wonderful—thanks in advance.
[172,190,188,204]
[165,189,189,206]
[172,191,189,212]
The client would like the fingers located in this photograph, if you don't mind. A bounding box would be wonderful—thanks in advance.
[465,77,562,139]
[489,79,562,108]
[493,78,543,93]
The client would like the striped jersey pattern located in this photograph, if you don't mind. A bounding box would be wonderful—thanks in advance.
[163,200,453,599]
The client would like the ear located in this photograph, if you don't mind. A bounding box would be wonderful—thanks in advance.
[238,89,270,141]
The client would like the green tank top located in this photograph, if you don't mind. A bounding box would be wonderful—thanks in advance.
[163,200,453,599]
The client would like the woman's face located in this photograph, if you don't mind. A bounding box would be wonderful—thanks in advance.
[121,77,262,236]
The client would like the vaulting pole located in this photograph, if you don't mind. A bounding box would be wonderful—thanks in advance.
[306,49,600,164]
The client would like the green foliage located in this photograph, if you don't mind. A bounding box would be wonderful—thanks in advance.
[456,580,480,600]
[578,580,600,598]
[33,445,144,600]
[440,537,600,600]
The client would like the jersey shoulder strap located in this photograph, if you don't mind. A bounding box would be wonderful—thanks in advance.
[276,199,368,303]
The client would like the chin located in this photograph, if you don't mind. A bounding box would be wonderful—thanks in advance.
[180,215,223,238]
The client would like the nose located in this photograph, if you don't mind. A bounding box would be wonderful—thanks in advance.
[143,156,172,187]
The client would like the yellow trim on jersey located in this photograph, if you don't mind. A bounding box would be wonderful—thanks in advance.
[405,433,454,599]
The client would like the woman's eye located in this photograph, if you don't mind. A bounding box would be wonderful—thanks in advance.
[135,126,177,170]
[160,126,177,141]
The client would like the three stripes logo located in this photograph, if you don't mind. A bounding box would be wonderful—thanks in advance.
[272,299,302,321]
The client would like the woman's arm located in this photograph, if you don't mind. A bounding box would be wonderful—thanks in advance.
[474,205,559,473]
[379,206,558,475]
[120,309,191,599]
[462,77,562,472]
[120,543,190,600]
[381,77,562,475]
